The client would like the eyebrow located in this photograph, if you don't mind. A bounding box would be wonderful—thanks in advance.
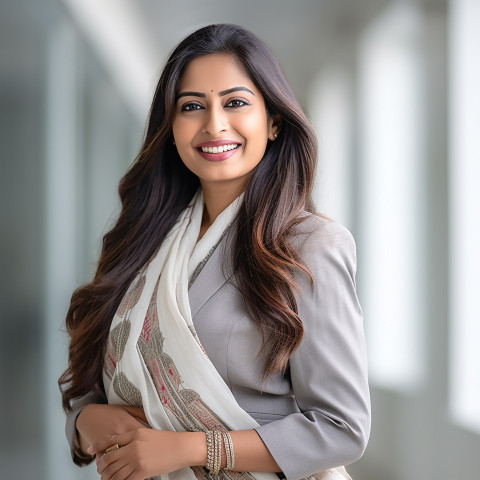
[176,86,255,101]
[219,86,255,96]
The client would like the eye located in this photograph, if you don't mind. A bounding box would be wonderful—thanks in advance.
[181,102,203,112]
[225,98,249,108]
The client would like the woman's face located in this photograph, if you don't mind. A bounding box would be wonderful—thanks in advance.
[172,54,278,193]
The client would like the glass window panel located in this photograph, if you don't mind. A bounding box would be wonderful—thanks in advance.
[358,2,426,390]
[449,0,480,433]
[309,66,353,228]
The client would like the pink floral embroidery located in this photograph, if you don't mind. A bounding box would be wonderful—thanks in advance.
[109,275,254,480]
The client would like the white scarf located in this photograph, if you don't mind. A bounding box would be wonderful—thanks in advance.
[103,190,350,480]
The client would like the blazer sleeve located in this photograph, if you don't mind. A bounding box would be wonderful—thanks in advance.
[255,220,371,480]
[65,384,107,466]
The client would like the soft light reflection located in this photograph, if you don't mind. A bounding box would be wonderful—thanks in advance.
[359,2,425,390]
[44,20,81,480]
[62,0,157,120]
[449,0,480,433]
[310,66,353,227]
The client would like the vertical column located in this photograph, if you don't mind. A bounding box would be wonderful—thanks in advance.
[44,18,89,480]
[309,65,354,228]
[449,0,480,433]
[358,1,426,390]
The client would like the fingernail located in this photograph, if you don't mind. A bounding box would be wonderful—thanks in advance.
[87,446,94,454]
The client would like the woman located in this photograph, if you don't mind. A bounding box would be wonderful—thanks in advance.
[59,24,370,480]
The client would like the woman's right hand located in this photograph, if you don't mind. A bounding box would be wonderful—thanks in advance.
[75,404,149,457]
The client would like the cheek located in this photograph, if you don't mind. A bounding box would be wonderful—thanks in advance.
[172,118,188,142]
[241,114,269,142]
[172,122,193,164]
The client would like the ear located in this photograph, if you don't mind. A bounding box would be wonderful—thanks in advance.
[268,114,282,141]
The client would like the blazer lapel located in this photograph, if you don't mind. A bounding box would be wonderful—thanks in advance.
[188,232,234,320]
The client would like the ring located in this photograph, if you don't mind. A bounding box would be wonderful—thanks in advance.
[104,444,122,454]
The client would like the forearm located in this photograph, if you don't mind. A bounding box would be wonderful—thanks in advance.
[189,429,281,473]
[93,427,281,479]
[229,429,281,472]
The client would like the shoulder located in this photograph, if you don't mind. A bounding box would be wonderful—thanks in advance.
[291,212,357,261]
[288,213,358,287]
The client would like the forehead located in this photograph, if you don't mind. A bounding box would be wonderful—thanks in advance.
[178,54,257,92]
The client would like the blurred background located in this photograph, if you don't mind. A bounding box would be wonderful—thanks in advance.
[1,0,479,479]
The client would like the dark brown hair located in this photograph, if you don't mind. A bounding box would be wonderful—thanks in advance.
[59,24,317,411]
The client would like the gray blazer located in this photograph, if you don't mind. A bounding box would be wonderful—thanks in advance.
[65,214,371,480]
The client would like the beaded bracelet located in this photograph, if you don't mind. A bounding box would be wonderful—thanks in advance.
[213,430,222,474]
[222,431,235,471]
[205,429,236,474]
[206,431,217,474]
[206,430,222,475]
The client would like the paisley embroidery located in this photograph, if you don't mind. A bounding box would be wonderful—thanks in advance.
[105,274,146,405]
[188,325,208,356]
[138,278,227,432]
[113,372,142,407]
[137,278,254,480]
[117,274,146,318]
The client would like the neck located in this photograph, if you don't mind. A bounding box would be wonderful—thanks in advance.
[199,180,244,236]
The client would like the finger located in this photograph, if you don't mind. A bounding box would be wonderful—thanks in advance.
[97,449,122,476]
[110,464,135,480]
[88,431,132,455]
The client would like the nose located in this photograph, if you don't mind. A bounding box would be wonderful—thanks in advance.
[202,105,228,135]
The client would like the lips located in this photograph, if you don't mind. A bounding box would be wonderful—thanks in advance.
[194,140,241,162]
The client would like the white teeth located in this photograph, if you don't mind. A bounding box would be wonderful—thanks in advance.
[201,144,239,153]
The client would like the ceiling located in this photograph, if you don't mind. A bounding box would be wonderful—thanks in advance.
[134,0,391,96]
[0,0,393,120]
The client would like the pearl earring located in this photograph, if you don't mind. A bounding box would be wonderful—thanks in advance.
[274,133,278,138]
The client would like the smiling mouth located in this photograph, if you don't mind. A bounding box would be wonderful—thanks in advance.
[198,144,240,154]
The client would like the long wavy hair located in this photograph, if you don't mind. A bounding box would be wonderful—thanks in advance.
[59,24,317,411]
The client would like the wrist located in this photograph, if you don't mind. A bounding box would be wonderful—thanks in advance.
[183,431,207,467]
[75,406,92,454]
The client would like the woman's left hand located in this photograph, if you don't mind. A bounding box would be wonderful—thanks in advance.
[89,428,205,480]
